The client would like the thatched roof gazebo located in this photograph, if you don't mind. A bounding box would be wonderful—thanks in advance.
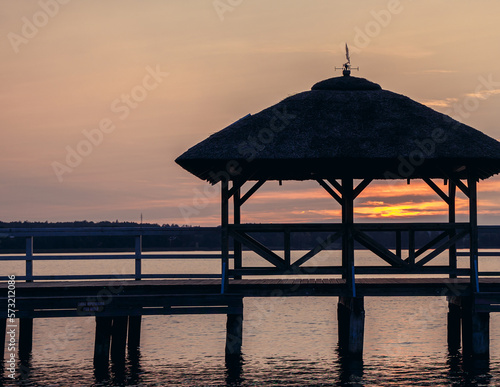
[176,67,500,296]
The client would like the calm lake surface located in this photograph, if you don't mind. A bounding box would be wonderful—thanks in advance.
[2,250,500,386]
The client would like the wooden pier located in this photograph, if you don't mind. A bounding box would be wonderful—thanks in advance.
[2,226,500,371]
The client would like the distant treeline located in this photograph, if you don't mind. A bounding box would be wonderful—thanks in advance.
[1,221,500,252]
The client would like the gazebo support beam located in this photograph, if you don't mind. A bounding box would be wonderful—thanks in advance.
[449,181,457,279]
[233,187,242,280]
[221,181,230,293]
[342,178,355,296]
[448,175,470,198]
[468,174,479,293]
[227,178,247,200]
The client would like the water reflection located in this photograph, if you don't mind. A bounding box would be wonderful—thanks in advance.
[446,348,492,386]
[225,353,244,386]
[92,348,144,386]
[127,347,143,386]
[336,347,364,386]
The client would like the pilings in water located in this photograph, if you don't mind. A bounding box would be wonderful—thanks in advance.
[128,315,142,352]
[335,295,490,360]
[19,318,33,360]
[94,316,113,370]
[447,296,490,359]
[461,297,490,359]
[94,315,142,370]
[225,298,244,357]
[337,296,365,358]
[447,296,462,351]
[110,316,128,363]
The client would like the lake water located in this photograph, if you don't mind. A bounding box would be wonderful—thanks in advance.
[2,250,500,386]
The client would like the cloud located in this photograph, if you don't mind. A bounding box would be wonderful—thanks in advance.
[420,97,458,108]
[464,89,500,99]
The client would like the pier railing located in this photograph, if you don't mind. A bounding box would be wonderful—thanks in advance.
[0,227,225,282]
[1,224,500,283]
[228,223,500,279]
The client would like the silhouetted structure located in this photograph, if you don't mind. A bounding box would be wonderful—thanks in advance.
[177,68,500,358]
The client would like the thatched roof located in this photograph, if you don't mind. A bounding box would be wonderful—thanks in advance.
[176,75,500,183]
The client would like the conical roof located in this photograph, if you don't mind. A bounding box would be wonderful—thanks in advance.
[176,75,500,183]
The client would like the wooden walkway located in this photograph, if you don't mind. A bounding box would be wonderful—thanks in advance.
[4,278,500,319]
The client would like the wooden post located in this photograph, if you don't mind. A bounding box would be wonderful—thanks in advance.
[26,236,33,282]
[342,178,355,296]
[408,230,415,267]
[462,297,489,359]
[233,187,242,280]
[94,316,112,370]
[337,296,365,358]
[395,230,402,258]
[111,316,128,364]
[449,181,457,278]
[221,181,230,293]
[284,229,291,267]
[468,175,479,293]
[127,315,142,353]
[447,296,461,351]
[225,298,243,356]
[0,318,6,362]
[19,317,33,360]
[135,236,142,281]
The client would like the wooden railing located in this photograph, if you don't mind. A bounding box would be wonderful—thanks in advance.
[227,223,500,279]
[1,225,500,283]
[0,227,225,282]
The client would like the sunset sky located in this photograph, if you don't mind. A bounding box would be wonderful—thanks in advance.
[2,0,500,226]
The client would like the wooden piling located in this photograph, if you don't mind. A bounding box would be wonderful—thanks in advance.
[94,316,112,369]
[111,316,128,364]
[19,318,33,360]
[127,315,142,353]
[337,296,365,358]
[462,297,489,359]
[447,296,461,351]
[226,299,243,356]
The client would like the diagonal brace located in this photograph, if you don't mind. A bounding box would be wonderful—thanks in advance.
[317,179,342,204]
[229,229,286,269]
[240,179,266,205]
[292,231,343,268]
[354,229,407,267]
[416,229,469,267]
[353,179,373,200]
[423,178,450,204]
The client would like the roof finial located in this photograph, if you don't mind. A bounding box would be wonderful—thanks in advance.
[335,43,359,77]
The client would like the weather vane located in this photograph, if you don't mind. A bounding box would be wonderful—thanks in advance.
[335,43,359,76]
